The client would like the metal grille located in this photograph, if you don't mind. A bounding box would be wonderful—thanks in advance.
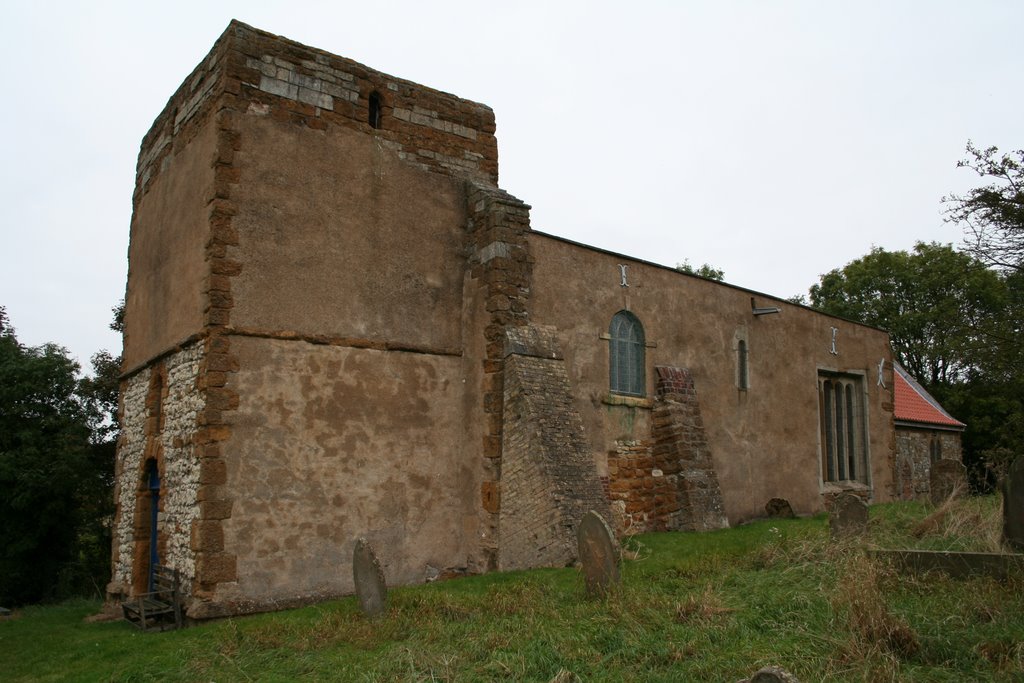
[609,311,645,396]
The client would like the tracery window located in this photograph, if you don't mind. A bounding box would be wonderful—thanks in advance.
[818,372,869,484]
[609,311,645,397]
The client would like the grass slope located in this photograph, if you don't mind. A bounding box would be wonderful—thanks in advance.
[1,498,1021,681]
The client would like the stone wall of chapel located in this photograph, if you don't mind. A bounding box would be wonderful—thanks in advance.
[526,232,896,523]
[895,427,964,500]
[210,336,478,616]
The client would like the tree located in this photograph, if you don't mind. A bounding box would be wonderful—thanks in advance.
[941,144,1024,487]
[72,301,125,596]
[809,243,1006,385]
[807,245,1022,491]
[944,142,1024,273]
[0,303,124,605]
[676,260,725,281]
[0,307,94,605]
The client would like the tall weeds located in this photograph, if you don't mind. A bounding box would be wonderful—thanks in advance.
[910,488,1004,551]
[828,549,920,677]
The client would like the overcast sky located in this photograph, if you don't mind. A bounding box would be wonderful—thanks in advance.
[2,1,1021,368]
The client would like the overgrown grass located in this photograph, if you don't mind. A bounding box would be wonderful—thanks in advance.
[2,497,1020,681]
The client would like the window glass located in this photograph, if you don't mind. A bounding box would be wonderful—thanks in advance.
[818,373,869,485]
[609,311,645,396]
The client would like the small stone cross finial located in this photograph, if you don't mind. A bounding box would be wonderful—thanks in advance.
[877,358,886,387]
[829,327,838,355]
[619,264,629,288]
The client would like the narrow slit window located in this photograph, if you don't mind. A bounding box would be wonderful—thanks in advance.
[368,91,382,129]
[737,339,749,390]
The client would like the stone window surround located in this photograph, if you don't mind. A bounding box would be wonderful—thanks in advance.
[817,367,872,490]
[600,311,658,404]
[733,327,750,391]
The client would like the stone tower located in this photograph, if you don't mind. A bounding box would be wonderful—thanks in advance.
[108,20,609,618]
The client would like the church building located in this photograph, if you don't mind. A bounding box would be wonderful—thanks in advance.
[108,21,897,619]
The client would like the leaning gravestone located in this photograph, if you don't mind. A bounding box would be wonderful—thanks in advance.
[933,456,962,505]
[765,498,795,519]
[930,459,967,505]
[352,537,387,618]
[1003,456,1024,551]
[746,665,801,683]
[577,510,620,597]
[829,492,868,540]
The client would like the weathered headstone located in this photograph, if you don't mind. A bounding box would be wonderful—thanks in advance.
[1002,456,1024,551]
[577,510,620,597]
[765,498,795,519]
[829,492,868,540]
[352,537,387,618]
[930,459,967,505]
[747,665,801,683]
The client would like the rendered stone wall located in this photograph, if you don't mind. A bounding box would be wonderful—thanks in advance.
[222,21,497,185]
[527,231,897,522]
[211,337,475,616]
[133,20,498,207]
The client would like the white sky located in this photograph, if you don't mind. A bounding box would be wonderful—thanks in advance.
[1,1,1021,369]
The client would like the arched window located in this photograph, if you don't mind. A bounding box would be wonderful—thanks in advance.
[609,311,645,397]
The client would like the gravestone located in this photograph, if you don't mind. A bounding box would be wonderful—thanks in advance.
[930,459,967,505]
[577,510,620,597]
[765,498,795,519]
[746,665,801,683]
[352,537,387,618]
[1003,456,1024,551]
[829,492,868,540]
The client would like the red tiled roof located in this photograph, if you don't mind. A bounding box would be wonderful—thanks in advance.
[893,363,965,429]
